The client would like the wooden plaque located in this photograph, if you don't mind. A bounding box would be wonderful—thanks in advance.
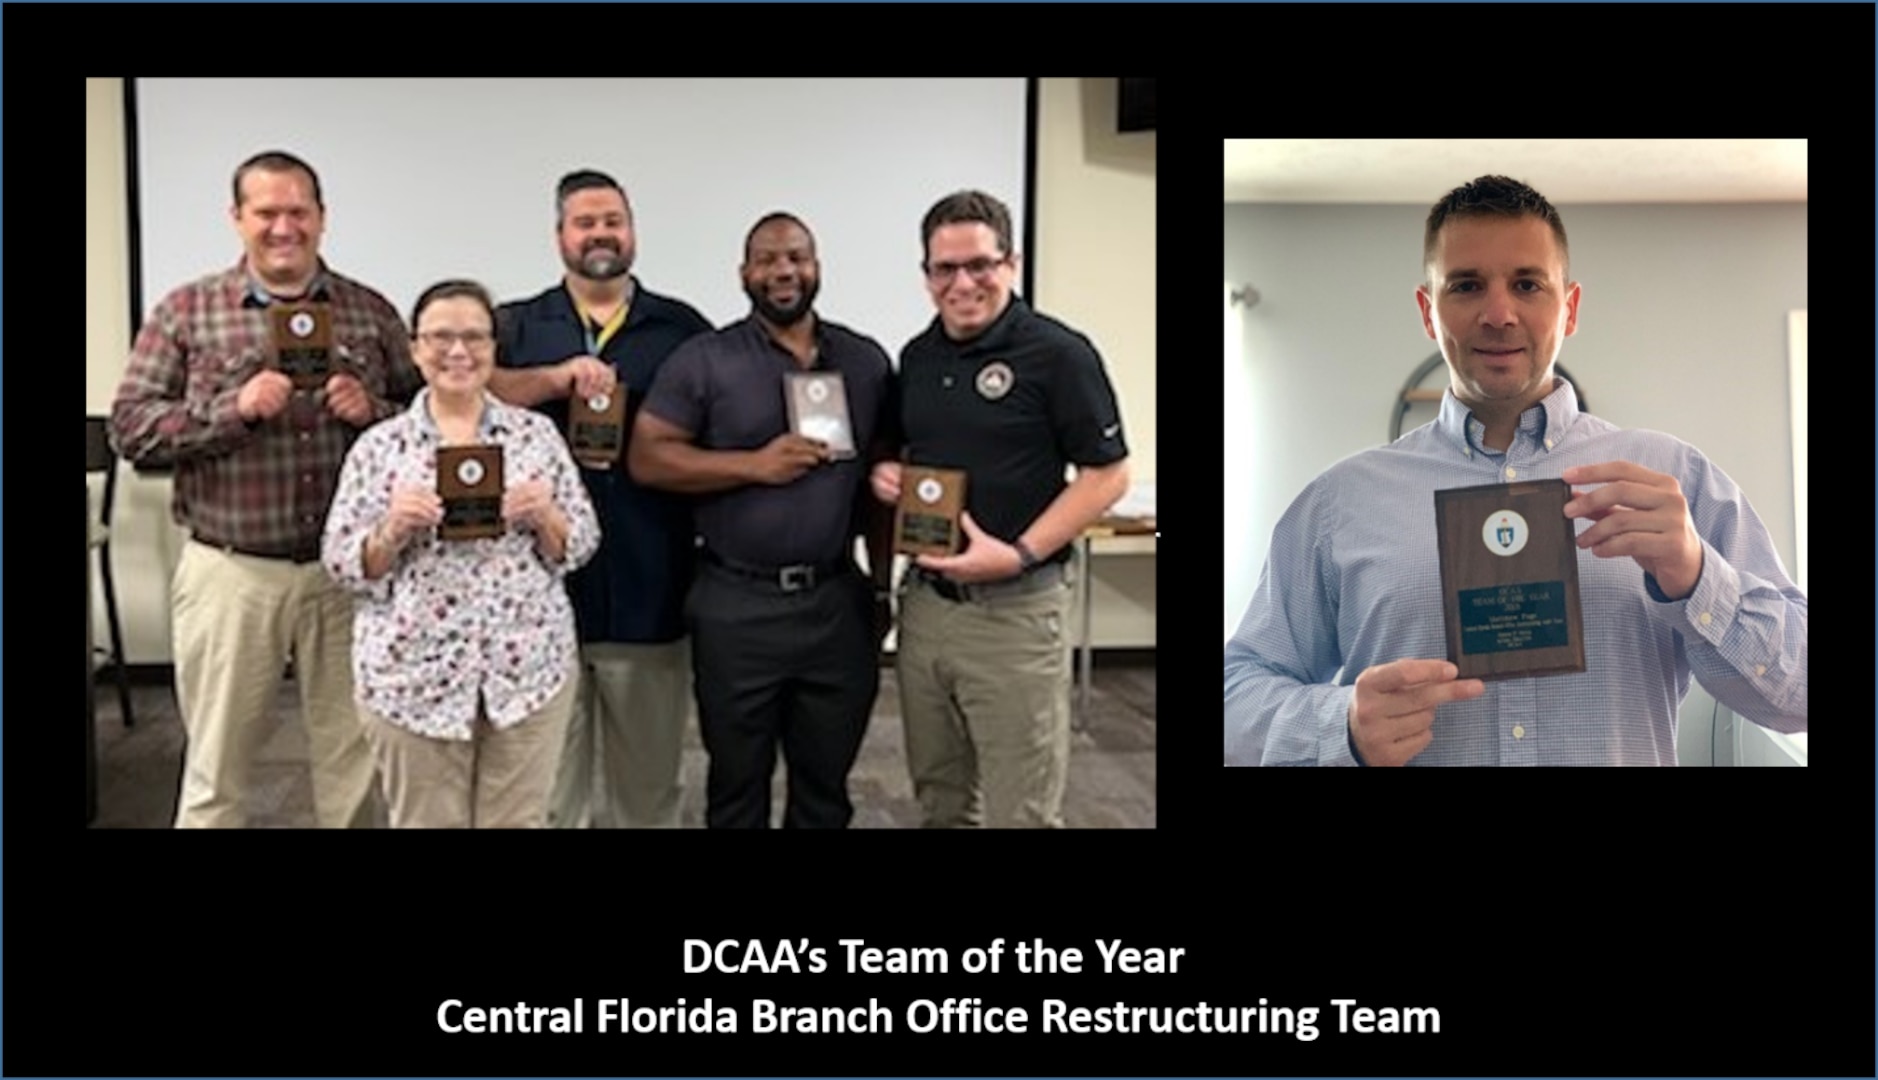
[785,371,855,460]
[568,388,627,469]
[1434,479,1585,681]
[895,466,967,557]
[437,445,505,540]
[270,302,333,390]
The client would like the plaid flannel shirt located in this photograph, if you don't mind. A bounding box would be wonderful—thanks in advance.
[110,260,423,558]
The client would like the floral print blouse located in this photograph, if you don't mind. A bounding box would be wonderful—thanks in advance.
[322,390,599,739]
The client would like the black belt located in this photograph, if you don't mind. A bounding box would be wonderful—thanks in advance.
[916,561,1065,604]
[193,535,322,565]
[701,549,850,593]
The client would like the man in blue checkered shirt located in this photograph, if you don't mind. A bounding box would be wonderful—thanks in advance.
[1225,175,1806,766]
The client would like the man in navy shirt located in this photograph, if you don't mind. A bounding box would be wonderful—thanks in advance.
[491,169,710,825]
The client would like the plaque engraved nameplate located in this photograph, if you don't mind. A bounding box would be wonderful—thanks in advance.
[270,303,333,390]
[785,371,855,460]
[569,388,627,470]
[895,466,967,557]
[437,445,505,540]
[1434,479,1585,680]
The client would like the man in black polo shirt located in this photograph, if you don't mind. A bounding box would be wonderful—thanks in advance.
[870,190,1130,828]
[631,212,895,828]
[491,169,712,828]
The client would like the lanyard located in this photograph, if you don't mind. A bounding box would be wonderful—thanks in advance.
[580,301,629,356]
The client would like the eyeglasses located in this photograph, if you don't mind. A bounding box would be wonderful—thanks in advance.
[923,256,1009,284]
[417,330,494,352]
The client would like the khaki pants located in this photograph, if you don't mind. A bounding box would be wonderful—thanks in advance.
[548,640,691,828]
[364,674,575,828]
[170,541,375,829]
[896,574,1073,828]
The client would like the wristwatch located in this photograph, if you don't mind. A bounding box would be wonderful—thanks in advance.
[1014,540,1040,572]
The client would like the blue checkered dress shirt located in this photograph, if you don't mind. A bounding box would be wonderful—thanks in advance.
[1224,378,1806,766]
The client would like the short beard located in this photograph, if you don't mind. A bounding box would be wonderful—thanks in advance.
[745,277,818,327]
[568,243,632,281]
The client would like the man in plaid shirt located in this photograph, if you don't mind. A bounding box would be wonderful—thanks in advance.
[111,150,423,827]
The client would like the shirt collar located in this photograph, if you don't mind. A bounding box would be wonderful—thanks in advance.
[560,276,638,325]
[1436,375,1581,457]
[409,387,512,443]
[239,259,333,307]
[740,313,831,365]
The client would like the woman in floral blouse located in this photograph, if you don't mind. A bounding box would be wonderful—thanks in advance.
[323,280,599,827]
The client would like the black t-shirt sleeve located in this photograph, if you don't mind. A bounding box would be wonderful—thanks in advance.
[493,303,520,368]
[864,340,901,456]
[639,336,710,436]
[1049,331,1129,466]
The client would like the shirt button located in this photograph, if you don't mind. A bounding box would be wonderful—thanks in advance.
[1464,449,1472,458]
[1755,665,1767,676]
[1512,725,1526,739]
[299,431,311,441]
[1699,612,1712,626]
[1544,438,1554,449]
[1505,467,1517,479]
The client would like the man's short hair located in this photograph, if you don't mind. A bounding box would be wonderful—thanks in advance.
[232,150,323,209]
[1423,175,1569,284]
[743,211,814,262]
[920,190,1014,258]
[556,169,630,226]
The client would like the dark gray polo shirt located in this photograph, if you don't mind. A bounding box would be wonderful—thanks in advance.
[899,295,1128,561]
[641,315,895,567]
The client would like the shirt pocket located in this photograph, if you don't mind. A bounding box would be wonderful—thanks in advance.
[334,328,391,399]
[185,349,261,413]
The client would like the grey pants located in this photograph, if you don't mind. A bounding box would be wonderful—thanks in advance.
[548,640,692,828]
[896,573,1073,827]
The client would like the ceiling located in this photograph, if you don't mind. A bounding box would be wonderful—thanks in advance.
[1224,139,1808,203]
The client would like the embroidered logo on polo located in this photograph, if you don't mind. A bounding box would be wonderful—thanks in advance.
[976,361,1014,400]
[1482,509,1529,557]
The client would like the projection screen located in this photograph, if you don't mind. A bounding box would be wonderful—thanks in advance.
[130,78,1031,357]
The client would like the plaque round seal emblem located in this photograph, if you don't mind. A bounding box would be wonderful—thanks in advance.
[975,361,1014,400]
[288,311,316,339]
[588,393,610,412]
[805,379,829,404]
[1481,509,1529,557]
[916,477,943,505]
[456,458,486,487]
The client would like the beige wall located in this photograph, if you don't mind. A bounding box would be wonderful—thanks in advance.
[85,77,1156,663]
[89,77,185,664]
[1034,78,1157,648]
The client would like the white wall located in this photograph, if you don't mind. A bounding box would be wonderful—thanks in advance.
[132,78,1028,362]
[1223,200,1805,759]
